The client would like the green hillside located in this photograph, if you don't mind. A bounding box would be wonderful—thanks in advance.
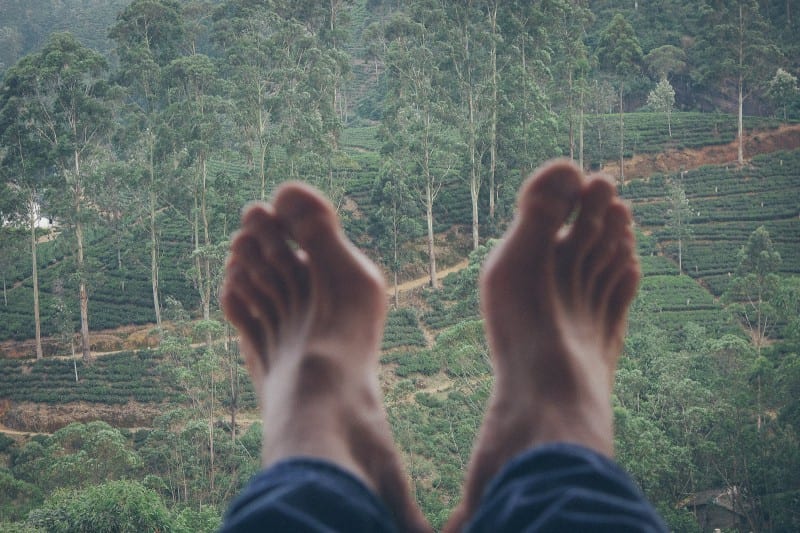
[1,0,800,531]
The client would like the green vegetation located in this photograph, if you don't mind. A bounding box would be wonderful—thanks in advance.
[624,150,800,296]
[0,351,181,405]
[0,0,799,531]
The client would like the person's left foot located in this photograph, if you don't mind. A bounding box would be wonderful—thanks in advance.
[221,182,430,532]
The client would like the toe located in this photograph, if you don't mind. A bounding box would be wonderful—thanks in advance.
[274,181,385,300]
[273,182,343,253]
[221,266,271,365]
[559,175,616,294]
[240,203,309,307]
[231,233,292,314]
[515,160,583,249]
[590,202,637,313]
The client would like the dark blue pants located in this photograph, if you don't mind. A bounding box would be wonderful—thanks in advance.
[222,443,668,532]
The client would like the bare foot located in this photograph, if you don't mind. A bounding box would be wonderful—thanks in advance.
[445,160,640,532]
[221,182,430,533]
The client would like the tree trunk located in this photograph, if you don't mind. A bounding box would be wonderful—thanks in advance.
[202,156,211,322]
[228,327,238,444]
[667,107,672,137]
[73,150,91,362]
[30,195,43,359]
[426,179,437,289]
[76,218,91,361]
[568,70,575,160]
[209,369,215,493]
[150,191,161,327]
[392,212,400,307]
[619,84,625,183]
[579,89,585,171]
[488,4,498,221]
[737,3,745,166]
[738,75,744,165]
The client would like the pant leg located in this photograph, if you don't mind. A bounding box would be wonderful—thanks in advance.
[221,458,398,533]
[465,443,669,533]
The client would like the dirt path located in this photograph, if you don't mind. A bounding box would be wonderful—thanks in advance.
[602,123,800,180]
[0,422,48,436]
[387,259,470,296]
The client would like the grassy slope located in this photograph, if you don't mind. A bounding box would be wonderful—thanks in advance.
[2,112,799,530]
[0,117,797,395]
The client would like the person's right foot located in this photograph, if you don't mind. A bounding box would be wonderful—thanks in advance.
[221,182,430,532]
[445,160,641,532]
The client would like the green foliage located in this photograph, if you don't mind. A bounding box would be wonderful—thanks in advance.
[0,469,43,523]
[597,14,643,79]
[0,351,181,405]
[646,78,676,136]
[624,150,800,296]
[0,3,799,531]
[766,68,800,121]
[430,320,489,378]
[382,308,426,350]
[26,480,175,533]
[11,422,142,492]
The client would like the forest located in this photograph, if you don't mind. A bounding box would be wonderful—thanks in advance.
[0,0,799,531]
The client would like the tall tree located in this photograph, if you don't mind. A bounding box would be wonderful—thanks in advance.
[0,33,115,361]
[163,52,226,324]
[725,226,782,355]
[493,3,558,216]
[370,162,421,305]
[381,8,460,288]
[441,0,490,250]
[109,0,186,329]
[548,0,594,169]
[766,68,798,123]
[212,0,282,201]
[693,0,781,165]
[0,75,58,359]
[663,175,693,273]
[647,78,676,137]
[597,13,642,183]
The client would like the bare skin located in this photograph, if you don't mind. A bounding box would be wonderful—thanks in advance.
[220,182,431,533]
[445,160,641,532]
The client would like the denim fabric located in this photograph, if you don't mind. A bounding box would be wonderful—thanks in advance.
[221,444,667,532]
[464,443,668,533]
[221,457,397,532]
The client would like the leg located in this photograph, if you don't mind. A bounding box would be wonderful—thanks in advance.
[446,160,643,531]
[221,182,429,532]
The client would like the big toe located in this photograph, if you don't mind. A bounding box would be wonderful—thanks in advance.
[516,160,583,245]
[273,182,342,250]
[273,181,385,301]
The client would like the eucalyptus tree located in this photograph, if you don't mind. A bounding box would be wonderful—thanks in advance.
[0,75,57,359]
[692,0,781,165]
[163,52,228,324]
[663,176,692,273]
[380,7,461,289]
[647,78,676,137]
[766,68,798,123]
[725,226,782,356]
[212,0,282,201]
[547,0,594,169]
[643,44,686,83]
[109,0,186,328]
[370,161,422,306]
[0,33,116,361]
[597,13,642,183]
[492,4,558,214]
[440,0,491,250]
[288,0,353,125]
